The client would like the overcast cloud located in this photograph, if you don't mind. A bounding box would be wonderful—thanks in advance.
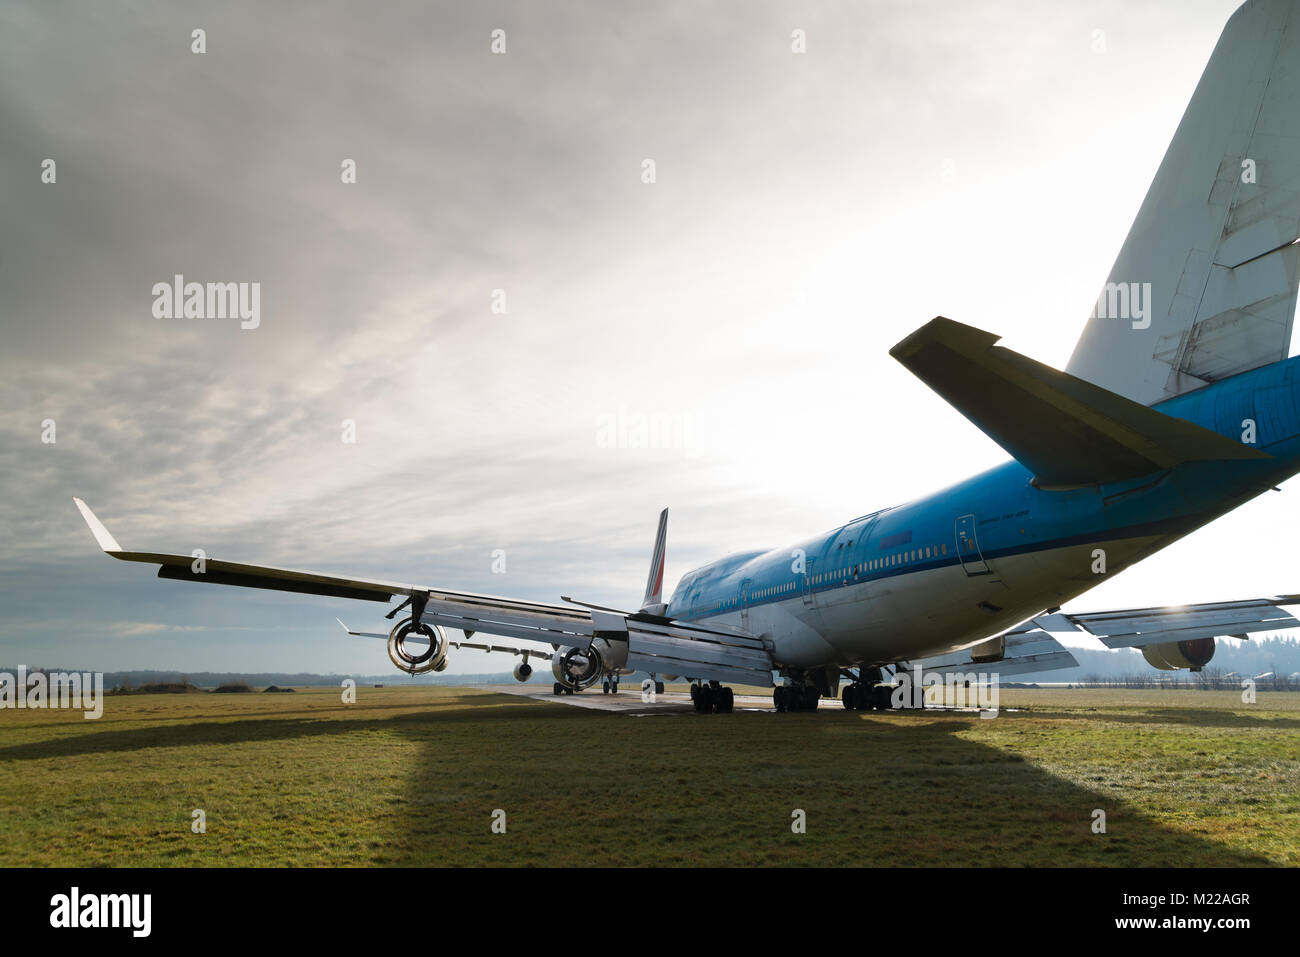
[6,0,1288,675]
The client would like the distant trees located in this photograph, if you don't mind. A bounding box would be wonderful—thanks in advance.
[212,681,254,694]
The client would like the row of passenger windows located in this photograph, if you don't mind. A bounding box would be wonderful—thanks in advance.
[812,542,949,584]
[858,541,948,574]
[735,541,952,606]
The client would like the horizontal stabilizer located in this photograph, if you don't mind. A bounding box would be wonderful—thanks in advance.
[890,317,1269,488]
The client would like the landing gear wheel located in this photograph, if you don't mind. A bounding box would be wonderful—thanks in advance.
[553,682,563,696]
[602,679,610,694]
[774,686,788,713]
[803,686,820,711]
[719,687,734,714]
[564,686,575,696]
[872,684,893,710]
[654,680,665,695]
[842,685,857,711]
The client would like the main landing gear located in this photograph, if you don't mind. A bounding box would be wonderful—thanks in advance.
[691,681,735,714]
[773,684,820,712]
[602,676,620,695]
[839,666,925,711]
[841,682,895,711]
[552,682,575,696]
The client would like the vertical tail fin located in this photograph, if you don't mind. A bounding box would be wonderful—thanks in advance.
[1068,0,1300,405]
[640,508,669,614]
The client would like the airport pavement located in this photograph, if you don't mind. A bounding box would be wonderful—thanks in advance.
[484,685,993,715]
[486,684,847,714]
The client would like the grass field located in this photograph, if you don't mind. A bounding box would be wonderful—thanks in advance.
[1,686,1297,866]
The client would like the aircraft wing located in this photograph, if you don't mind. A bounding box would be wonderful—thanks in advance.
[910,593,1300,677]
[74,498,774,685]
[1034,596,1300,649]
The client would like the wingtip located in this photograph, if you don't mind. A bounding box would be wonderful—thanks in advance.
[73,497,123,553]
[889,316,1001,361]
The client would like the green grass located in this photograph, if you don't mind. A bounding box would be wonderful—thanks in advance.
[1,686,1296,866]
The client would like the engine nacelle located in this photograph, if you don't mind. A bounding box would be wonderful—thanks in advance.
[387,617,449,675]
[513,660,533,682]
[1142,637,1216,672]
[551,644,603,691]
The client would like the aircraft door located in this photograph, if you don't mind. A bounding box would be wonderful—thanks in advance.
[954,514,991,575]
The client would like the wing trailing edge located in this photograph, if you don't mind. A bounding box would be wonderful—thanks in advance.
[1036,596,1300,649]
[910,628,1078,679]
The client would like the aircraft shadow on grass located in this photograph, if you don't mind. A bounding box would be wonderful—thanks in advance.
[381,697,1273,867]
[3,696,1272,866]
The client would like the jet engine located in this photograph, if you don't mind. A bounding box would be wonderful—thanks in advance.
[513,660,533,682]
[1142,637,1216,671]
[387,617,448,674]
[551,645,603,691]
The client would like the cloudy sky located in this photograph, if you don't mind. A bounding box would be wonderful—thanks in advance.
[4,0,1288,676]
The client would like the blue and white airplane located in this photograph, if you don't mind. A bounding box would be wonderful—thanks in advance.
[77,0,1300,714]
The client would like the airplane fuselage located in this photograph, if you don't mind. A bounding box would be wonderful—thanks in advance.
[666,354,1300,675]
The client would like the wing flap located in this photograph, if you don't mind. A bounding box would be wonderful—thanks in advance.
[625,625,773,687]
[1044,596,1300,649]
[911,629,1078,678]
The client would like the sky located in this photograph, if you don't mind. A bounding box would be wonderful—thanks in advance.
[3,0,1292,676]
